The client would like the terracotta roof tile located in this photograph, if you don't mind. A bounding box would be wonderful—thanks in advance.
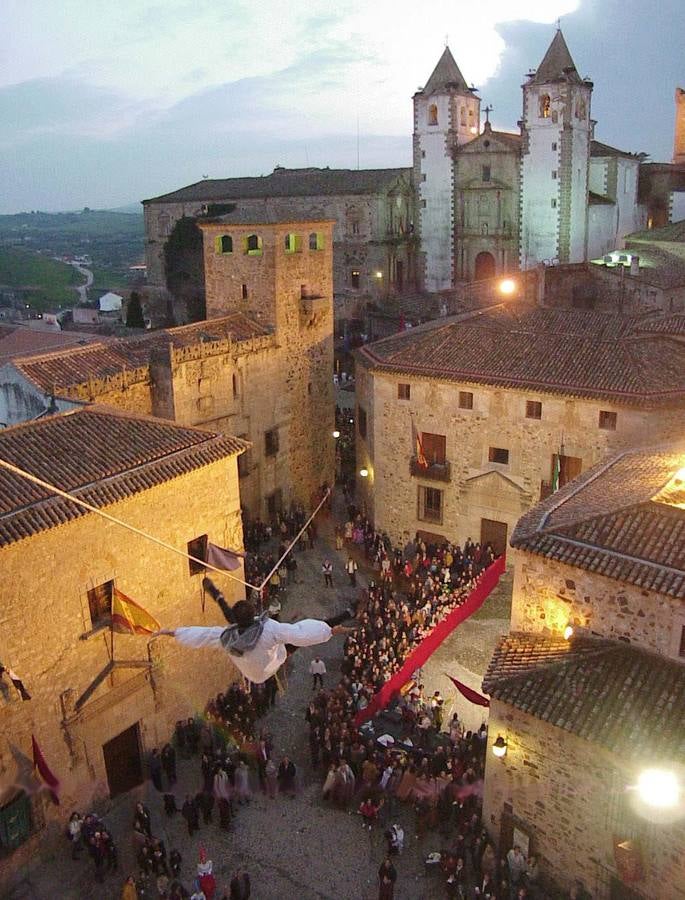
[358,306,685,407]
[14,313,271,393]
[512,444,685,598]
[483,633,685,761]
[0,407,247,547]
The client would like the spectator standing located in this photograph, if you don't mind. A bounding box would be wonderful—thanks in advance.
[322,560,333,587]
[277,756,297,796]
[309,656,326,690]
[378,857,397,900]
[161,743,177,784]
[181,795,199,836]
[346,556,359,586]
[149,748,164,791]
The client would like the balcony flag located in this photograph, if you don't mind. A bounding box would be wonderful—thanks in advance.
[206,542,245,572]
[412,418,428,469]
[32,735,60,804]
[111,589,161,635]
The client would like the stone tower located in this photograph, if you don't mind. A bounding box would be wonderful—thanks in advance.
[520,30,593,267]
[413,47,480,291]
[674,87,685,165]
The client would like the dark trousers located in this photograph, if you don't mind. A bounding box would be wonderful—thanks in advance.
[324,574,333,587]
[312,673,324,689]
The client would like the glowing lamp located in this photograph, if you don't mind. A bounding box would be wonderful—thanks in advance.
[674,467,685,485]
[636,769,680,809]
[359,468,369,478]
[332,430,340,438]
[470,126,478,134]
[492,735,507,758]
[499,278,517,296]
[563,625,574,640]
[375,271,383,279]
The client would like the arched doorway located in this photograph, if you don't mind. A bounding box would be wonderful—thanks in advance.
[474,251,496,280]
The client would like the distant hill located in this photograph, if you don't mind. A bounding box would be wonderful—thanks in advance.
[106,203,143,215]
[0,247,83,310]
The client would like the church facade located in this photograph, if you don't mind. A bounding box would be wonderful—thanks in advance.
[414,32,646,289]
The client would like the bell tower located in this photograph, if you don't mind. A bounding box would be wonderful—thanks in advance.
[674,87,685,165]
[520,29,593,267]
[413,47,480,291]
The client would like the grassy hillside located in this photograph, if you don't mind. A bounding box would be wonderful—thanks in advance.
[0,247,83,310]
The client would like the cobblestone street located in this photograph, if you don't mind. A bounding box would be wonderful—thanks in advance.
[10,501,510,900]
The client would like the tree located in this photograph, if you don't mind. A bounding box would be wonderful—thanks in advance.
[126,291,145,328]
[163,216,206,323]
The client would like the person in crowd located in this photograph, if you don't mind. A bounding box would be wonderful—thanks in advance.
[309,656,326,690]
[378,856,397,900]
[149,748,164,791]
[67,811,83,860]
[277,756,297,796]
[181,795,200,836]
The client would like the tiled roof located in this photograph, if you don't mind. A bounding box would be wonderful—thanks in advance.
[357,305,685,407]
[459,127,521,154]
[0,407,248,547]
[144,167,411,204]
[483,632,685,762]
[14,313,271,393]
[0,325,104,363]
[422,46,470,94]
[590,140,640,160]
[532,30,582,85]
[201,207,335,227]
[511,444,685,599]
[628,219,685,243]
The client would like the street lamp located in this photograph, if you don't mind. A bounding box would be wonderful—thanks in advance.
[636,769,681,809]
[332,430,340,438]
[498,278,517,296]
[563,625,574,640]
[374,271,383,280]
[492,735,508,758]
[359,468,369,478]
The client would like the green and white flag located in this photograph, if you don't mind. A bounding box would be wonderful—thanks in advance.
[551,454,561,492]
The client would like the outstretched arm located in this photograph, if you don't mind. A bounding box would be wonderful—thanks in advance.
[155,626,225,649]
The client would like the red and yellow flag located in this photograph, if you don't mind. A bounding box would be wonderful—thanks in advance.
[111,588,160,635]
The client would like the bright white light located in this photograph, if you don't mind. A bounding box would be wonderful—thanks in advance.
[563,625,573,640]
[332,430,340,438]
[469,126,479,134]
[359,468,369,478]
[375,271,383,279]
[499,278,517,296]
[636,769,680,809]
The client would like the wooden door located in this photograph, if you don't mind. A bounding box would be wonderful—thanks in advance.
[103,723,143,798]
[0,792,31,851]
[481,518,508,557]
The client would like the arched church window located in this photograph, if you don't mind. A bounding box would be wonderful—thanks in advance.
[309,232,324,250]
[460,107,466,126]
[428,104,438,126]
[540,94,551,118]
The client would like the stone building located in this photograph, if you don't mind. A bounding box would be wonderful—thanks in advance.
[354,305,685,553]
[3,215,336,520]
[143,167,416,314]
[0,407,246,877]
[414,30,646,288]
[481,443,685,899]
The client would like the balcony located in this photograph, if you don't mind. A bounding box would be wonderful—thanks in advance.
[300,293,329,318]
[410,457,451,482]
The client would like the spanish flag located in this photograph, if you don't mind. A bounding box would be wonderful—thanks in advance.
[413,420,428,469]
[111,588,160,635]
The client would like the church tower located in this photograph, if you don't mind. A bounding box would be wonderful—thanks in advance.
[674,88,685,165]
[413,47,480,291]
[520,30,593,267]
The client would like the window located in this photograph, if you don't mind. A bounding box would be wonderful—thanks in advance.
[241,283,248,300]
[265,428,279,456]
[460,107,466,126]
[237,434,250,478]
[421,150,426,158]
[158,214,171,238]
[489,447,509,465]
[552,453,582,489]
[232,373,238,398]
[552,170,558,179]
[428,104,438,126]
[552,142,557,151]
[551,199,557,209]
[599,410,617,431]
[398,383,411,400]
[351,220,360,235]
[421,173,427,182]
[358,406,367,439]
[215,234,232,254]
[540,94,551,118]
[309,232,325,251]
[284,233,301,253]
[187,535,208,576]
[418,486,443,524]
[266,489,283,519]
[526,400,542,420]
[458,391,474,410]
[351,270,360,289]
[244,234,262,256]
[421,199,427,208]
[422,432,446,465]
[482,165,491,183]
[679,625,685,658]
[87,580,113,628]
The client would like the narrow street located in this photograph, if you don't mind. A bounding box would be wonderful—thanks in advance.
[12,498,510,900]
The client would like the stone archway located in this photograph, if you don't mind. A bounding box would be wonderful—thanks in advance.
[474,251,496,280]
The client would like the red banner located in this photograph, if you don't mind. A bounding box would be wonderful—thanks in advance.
[354,555,505,726]
[446,674,490,707]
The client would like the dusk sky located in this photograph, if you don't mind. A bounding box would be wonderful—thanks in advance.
[2,0,682,213]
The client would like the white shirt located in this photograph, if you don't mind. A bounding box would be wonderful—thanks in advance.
[309,658,327,675]
[174,618,332,684]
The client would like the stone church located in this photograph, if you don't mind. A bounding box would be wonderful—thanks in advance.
[415,31,645,289]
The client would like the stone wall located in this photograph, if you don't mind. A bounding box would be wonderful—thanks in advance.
[356,364,684,547]
[510,548,684,658]
[483,701,685,900]
[0,456,244,885]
